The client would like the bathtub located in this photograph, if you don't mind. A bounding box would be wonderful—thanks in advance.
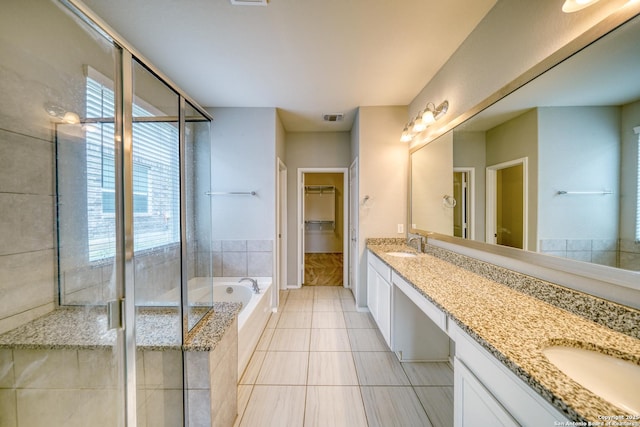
[188,277,273,376]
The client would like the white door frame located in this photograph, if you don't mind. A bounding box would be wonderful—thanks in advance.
[276,158,287,292]
[297,167,349,288]
[453,167,475,240]
[349,158,358,291]
[486,157,528,249]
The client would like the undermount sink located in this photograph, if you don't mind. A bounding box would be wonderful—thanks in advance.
[542,346,640,415]
[385,251,417,258]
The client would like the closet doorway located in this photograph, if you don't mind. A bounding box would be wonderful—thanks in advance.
[297,168,349,287]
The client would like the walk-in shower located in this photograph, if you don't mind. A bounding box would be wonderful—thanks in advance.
[0,0,218,425]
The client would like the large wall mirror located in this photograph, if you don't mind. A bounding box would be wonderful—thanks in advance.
[410,12,640,298]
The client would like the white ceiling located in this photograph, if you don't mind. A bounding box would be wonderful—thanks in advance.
[81,0,496,132]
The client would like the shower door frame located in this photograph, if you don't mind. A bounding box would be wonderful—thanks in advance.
[59,1,213,425]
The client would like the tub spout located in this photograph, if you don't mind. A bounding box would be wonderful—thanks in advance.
[239,277,260,294]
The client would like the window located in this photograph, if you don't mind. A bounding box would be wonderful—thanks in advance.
[86,71,179,261]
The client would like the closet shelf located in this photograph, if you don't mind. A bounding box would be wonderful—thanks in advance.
[305,185,335,194]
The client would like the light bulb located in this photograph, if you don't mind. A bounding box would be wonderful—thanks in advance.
[421,109,435,125]
[412,117,426,133]
[400,126,413,142]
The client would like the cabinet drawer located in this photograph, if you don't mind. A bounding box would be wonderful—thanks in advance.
[368,251,391,282]
[392,272,446,331]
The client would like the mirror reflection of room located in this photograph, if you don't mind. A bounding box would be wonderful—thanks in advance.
[410,13,640,272]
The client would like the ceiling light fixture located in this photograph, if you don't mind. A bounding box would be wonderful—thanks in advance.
[400,100,449,142]
[562,0,601,13]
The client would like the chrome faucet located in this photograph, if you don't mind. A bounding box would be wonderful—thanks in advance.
[239,277,260,294]
[407,235,423,252]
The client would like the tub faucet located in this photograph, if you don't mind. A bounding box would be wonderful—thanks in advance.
[239,277,260,294]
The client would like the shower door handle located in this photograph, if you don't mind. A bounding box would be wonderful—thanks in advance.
[107,299,124,330]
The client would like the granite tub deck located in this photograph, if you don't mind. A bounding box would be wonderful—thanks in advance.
[0,303,241,351]
[367,240,640,423]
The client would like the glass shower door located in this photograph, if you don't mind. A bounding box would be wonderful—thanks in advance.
[130,59,184,426]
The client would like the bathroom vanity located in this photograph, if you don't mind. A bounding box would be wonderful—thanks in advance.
[366,239,640,426]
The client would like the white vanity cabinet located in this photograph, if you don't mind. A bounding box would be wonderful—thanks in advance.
[450,322,570,427]
[366,251,392,346]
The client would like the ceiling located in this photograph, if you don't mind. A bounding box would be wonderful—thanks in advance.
[81,0,496,132]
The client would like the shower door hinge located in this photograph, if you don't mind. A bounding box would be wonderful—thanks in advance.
[107,299,125,330]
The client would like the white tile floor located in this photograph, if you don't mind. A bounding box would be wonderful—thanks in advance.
[234,286,453,427]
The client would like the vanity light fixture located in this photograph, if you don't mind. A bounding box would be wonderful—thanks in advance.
[400,125,414,142]
[400,100,449,142]
[562,0,601,13]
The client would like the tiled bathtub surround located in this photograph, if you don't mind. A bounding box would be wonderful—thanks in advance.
[422,243,640,340]
[212,239,273,277]
[0,303,240,426]
[366,241,640,423]
[539,238,640,271]
[539,238,617,267]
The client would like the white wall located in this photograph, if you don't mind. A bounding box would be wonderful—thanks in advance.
[285,132,351,286]
[355,106,408,307]
[208,107,277,241]
[538,106,620,241]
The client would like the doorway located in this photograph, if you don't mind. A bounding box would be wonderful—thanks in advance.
[297,168,349,287]
[486,158,528,249]
[453,167,474,239]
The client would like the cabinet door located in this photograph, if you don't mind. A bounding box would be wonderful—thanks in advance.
[367,262,378,321]
[377,274,391,346]
[454,358,518,427]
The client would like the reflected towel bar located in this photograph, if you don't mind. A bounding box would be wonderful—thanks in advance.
[556,190,613,195]
[205,191,257,196]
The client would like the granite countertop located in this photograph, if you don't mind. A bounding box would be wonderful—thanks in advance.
[367,240,640,423]
[0,303,241,352]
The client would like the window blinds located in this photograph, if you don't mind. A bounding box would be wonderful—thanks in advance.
[86,77,180,261]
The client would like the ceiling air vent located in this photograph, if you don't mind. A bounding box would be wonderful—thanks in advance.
[230,0,267,5]
[323,113,344,122]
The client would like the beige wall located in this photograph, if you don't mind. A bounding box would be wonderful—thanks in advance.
[453,131,487,241]
[354,106,408,307]
[486,109,538,251]
[285,132,351,286]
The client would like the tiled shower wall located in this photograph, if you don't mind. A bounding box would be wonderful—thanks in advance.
[0,126,56,335]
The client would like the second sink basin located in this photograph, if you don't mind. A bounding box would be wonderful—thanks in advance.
[543,345,640,415]
[385,251,417,258]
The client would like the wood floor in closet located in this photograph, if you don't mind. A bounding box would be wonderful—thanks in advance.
[304,253,343,286]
